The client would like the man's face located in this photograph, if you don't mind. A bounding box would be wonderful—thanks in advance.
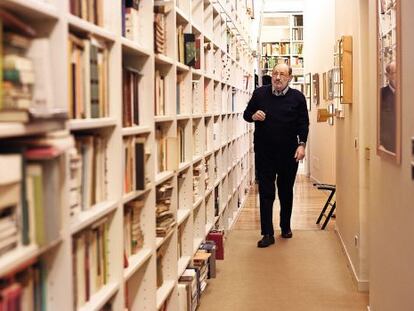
[386,63,397,89]
[272,64,291,92]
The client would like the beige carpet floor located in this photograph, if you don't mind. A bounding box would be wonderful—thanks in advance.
[198,230,369,311]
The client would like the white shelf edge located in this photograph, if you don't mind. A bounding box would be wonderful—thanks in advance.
[175,7,190,23]
[193,237,203,254]
[192,155,203,164]
[177,209,191,226]
[204,150,214,158]
[156,228,175,249]
[0,0,59,19]
[68,117,117,131]
[154,54,175,66]
[191,68,203,77]
[0,120,65,139]
[0,239,61,277]
[205,222,214,234]
[176,61,190,72]
[122,187,152,204]
[193,197,203,210]
[68,14,116,42]
[78,282,120,311]
[70,200,119,235]
[156,280,176,310]
[205,186,214,197]
[121,37,152,56]
[121,125,152,136]
[178,161,192,172]
[154,115,175,123]
[155,171,175,186]
[124,248,153,281]
[176,114,192,120]
[177,256,192,278]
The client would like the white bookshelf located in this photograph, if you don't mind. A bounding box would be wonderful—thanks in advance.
[260,12,304,89]
[0,0,255,310]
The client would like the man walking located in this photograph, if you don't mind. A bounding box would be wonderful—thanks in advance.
[243,63,309,248]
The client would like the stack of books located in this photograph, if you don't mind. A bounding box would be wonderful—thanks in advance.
[156,181,175,237]
[124,199,145,258]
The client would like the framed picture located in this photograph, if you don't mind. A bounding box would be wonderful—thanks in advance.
[322,72,328,100]
[304,72,311,111]
[312,73,320,106]
[376,0,401,163]
[327,69,334,101]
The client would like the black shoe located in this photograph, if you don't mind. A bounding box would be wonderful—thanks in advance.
[257,235,275,248]
[281,230,293,239]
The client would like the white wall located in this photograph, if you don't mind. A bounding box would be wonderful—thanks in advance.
[367,0,414,309]
[263,0,304,12]
[303,0,336,184]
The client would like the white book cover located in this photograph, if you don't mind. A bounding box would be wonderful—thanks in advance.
[26,38,54,111]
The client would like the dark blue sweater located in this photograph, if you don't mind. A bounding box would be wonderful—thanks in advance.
[243,85,309,154]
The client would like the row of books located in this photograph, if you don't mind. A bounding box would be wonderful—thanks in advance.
[154,70,166,116]
[70,134,108,217]
[292,28,304,41]
[123,199,144,258]
[0,131,70,255]
[0,262,47,311]
[122,67,141,127]
[262,42,291,56]
[122,0,140,41]
[191,81,202,114]
[177,241,218,311]
[156,181,175,237]
[293,15,303,26]
[123,136,147,194]
[154,12,166,55]
[176,26,201,69]
[72,217,109,309]
[192,122,202,157]
[0,9,59,123]
[155,126,178,173]
[68,33,109,120]
[178,124,186,163]
[70,0,104,26]
[193,163,203,203]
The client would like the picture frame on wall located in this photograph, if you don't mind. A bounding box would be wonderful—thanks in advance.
[376,0,401,163]
[312,73,320,106]
[304,72,312,111]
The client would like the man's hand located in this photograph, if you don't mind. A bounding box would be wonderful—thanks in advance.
[252,110,266,121]
[294,145,306,162]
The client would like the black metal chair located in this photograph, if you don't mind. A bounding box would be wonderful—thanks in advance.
[314,183,336,229]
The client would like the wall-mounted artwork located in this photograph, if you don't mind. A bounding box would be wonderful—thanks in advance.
[304,72,311,111]
[312,73,319,106]
[322,72,328,100]
[377,0,401,163]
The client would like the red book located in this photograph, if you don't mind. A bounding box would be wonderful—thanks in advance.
[207,230,224,260]
[24,146,61,160]
[1,283,22,311]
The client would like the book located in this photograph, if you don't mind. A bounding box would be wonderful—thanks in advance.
[184,33,195,67]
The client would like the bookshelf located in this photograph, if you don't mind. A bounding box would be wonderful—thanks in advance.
[260,12,304,91]
[0,0,254,310]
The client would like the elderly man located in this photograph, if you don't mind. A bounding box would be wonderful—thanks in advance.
[243,63,309,248]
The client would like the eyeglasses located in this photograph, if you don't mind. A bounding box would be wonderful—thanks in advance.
[272,71,289,78]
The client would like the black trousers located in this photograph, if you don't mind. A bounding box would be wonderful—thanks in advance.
[256,150,298,236]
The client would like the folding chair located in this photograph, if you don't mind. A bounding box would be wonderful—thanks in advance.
[314,183,336,229]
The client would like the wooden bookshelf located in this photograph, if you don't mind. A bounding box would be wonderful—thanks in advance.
[0,0,255,310]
